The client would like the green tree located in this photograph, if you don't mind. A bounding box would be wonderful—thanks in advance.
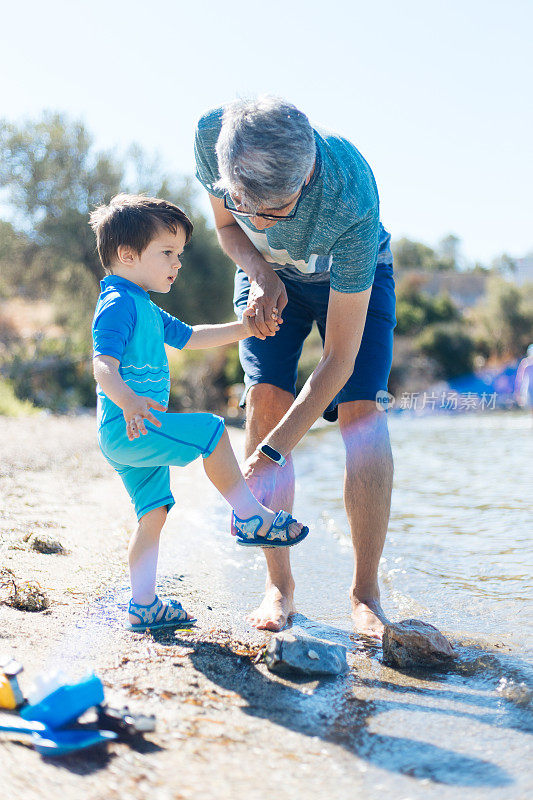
[392,238,437,271]
[0,112,235,324]
[437,234,462,270]
[472,276,533,358]
[0,221,32,297]
[0,112,238,412]
[0,112,123,286]
[392,235,462,271]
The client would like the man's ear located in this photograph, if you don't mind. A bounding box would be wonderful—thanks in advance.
[116,245,137,266]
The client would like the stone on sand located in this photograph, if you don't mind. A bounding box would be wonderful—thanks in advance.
[29,534,65,554]
[10,583,50,612]
[264,631,348,677]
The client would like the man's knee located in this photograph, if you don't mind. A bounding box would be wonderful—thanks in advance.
[246,383,294,440]
[338,400,392,453]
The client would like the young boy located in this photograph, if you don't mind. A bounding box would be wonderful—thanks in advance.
[89,194,308,631]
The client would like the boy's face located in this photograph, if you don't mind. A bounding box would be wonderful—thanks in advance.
[115,226,187,293]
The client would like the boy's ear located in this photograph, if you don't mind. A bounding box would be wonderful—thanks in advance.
[116,245,137,266]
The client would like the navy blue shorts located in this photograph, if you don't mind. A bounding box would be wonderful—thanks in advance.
[234,261,396,422]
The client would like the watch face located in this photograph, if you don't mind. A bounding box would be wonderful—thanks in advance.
[261,444,281,462]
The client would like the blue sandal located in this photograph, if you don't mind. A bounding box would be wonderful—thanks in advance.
[127,595,196,632]
[233,510,309,548]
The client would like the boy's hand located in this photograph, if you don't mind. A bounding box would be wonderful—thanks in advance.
[246,271,287,338]
[123,396,167,440]
[242,306,280,340]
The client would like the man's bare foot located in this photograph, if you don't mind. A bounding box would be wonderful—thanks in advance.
[351,595,388,640]
[247,586,296,631]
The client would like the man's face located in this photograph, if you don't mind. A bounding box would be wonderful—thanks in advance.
[131,227,187,293]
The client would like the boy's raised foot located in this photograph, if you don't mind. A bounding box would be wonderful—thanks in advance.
[232,509,309,548]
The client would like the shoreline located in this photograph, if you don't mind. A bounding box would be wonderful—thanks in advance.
[0,415,366,799]
[1,414,531,800]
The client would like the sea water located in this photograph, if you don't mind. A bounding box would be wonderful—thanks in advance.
[162,410,532,797]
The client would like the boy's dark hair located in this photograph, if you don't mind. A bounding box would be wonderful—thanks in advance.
[89,194,193,271]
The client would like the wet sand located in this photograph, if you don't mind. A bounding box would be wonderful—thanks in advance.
[0,415,531,800]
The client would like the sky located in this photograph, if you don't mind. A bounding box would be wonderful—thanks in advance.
[1,0,531,264]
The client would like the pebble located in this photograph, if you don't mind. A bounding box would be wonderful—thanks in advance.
[29,534,65,554]
[265,631,348,677]
[382,619,456,668]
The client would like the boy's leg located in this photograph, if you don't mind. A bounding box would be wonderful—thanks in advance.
[203,428,304,540]
[128,505,167,606]
[101,450,186,622]
[126,504,195,624]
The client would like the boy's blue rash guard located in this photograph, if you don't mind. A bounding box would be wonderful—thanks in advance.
[92,276,193,429]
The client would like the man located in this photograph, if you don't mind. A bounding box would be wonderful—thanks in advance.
[515,344,533,420]
[194,97,396,637]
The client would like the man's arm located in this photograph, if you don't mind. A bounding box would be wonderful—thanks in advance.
[252,286,371,459]
[514,359,525,395]
[253,210,379,458]
[209,195,287,338]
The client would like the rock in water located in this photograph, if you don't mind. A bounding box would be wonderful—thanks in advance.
[264,631,348,677]
[382,619,456,668]
[29,535,65,554]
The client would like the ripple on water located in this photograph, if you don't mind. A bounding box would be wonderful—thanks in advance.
[292,412,532,663]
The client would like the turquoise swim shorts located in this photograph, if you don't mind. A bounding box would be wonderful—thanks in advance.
[98,410,225,520]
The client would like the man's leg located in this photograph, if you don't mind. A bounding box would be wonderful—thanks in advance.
[338,399,394,639]
[244,383,297,631]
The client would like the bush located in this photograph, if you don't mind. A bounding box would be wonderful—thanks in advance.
[395,301,426,335]
[0,377,36,416]
[416,323,475,378]
[395,283,459,335]
[5,336,95,412]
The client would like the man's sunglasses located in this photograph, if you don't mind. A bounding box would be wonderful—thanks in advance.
[223,182,306,221]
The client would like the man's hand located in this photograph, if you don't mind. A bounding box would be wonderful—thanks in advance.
[246,271,287,338]
[243,450,279,505]
[207,195,287,337]
[230,450,279,536]
[122,395,167,440]
[241,307,279,340]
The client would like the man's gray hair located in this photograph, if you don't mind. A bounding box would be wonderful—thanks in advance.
[214,96,315,212]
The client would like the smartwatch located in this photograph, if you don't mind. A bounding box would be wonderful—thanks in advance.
[258,443,287,468]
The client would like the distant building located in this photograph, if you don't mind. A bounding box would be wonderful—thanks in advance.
[401,270,489,310]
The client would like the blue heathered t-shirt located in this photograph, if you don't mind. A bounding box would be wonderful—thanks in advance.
[194,106,392,294]
[92,276,192,429]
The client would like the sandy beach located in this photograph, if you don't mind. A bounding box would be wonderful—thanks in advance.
[0,415,371,800]
[1,414,531,800]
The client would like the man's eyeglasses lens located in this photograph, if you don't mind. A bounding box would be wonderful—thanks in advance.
[223,187,304,221]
